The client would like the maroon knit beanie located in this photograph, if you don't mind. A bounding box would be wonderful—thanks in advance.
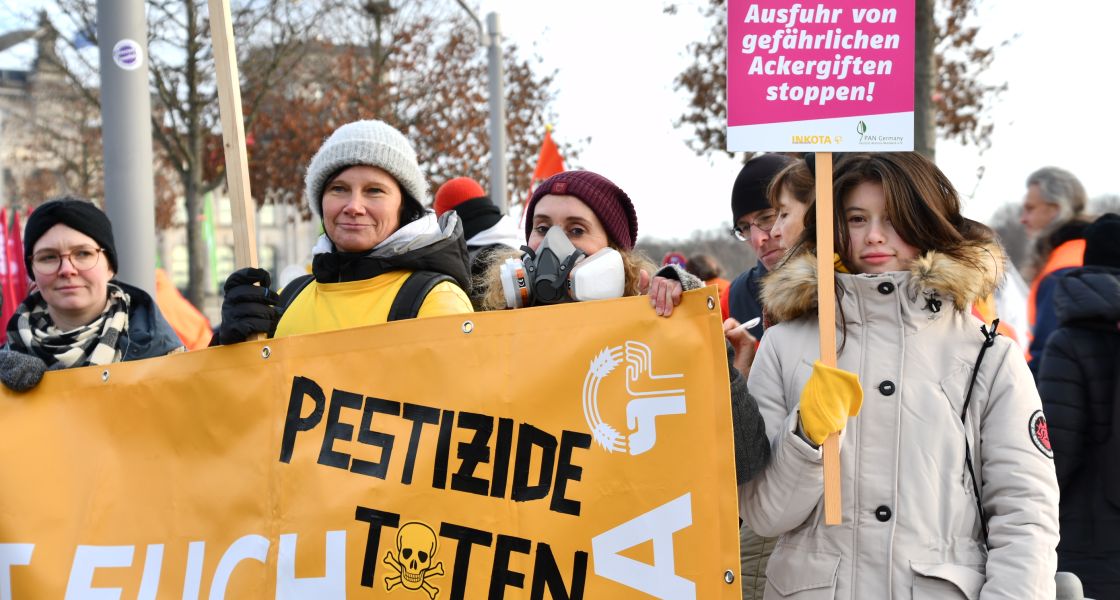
[525,170,638,250]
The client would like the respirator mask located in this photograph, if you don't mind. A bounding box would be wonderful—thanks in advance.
[498,226,626,308]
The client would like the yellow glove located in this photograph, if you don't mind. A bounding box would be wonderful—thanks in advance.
[799,361,863,445]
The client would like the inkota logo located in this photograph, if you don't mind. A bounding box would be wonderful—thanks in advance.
[582,341,687,456]
[791,135,833,144]
[856,120,868,135]
[383,521,444,598]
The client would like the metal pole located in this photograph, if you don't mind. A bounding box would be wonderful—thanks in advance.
[97,0,156,295]
[485,12,508,214]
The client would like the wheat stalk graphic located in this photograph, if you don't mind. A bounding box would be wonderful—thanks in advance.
[583,346,626,452]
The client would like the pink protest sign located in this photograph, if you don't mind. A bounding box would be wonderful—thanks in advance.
[727,1,915,151]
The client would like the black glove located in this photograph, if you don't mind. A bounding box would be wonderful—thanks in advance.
[217,267,281,344]
[0,351,49,392]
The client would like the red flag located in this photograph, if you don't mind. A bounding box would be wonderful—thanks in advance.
[9,210,27,303]
[531,127,565,189]
[0,208,12,340]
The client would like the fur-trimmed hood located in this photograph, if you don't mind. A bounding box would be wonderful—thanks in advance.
[761,243,1007,324]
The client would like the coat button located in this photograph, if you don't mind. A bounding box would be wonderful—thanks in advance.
[878,380,896,396]
[877,282,895,294]
[875,505,892,522]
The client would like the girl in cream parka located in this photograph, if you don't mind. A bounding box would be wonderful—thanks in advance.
[740,153,1059,599]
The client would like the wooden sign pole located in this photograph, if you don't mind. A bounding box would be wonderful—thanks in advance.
[814,152,842,525]
[207,0,258,270]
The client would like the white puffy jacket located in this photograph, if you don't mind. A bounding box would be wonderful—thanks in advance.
[741,246,1059,599]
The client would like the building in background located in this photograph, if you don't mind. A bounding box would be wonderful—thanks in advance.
[0,22,80,209]
[2,32,317,321]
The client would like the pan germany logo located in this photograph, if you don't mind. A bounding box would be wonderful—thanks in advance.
[856,119,904,146]
[582,341,687,455]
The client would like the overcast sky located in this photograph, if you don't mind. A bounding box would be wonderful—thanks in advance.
[3,0,1116,242]
[478,0,1119,240]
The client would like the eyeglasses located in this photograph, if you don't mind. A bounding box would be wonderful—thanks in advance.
[731,211,778,242]
[31,247,105,275]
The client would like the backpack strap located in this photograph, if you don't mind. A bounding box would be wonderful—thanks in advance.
[387,270,455,322]
[278,274,314,311]
[962,318,1000,545]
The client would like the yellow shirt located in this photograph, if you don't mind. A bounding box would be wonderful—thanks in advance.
[274,270,472,338]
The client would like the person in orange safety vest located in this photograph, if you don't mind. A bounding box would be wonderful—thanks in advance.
[1020,166,1093,377]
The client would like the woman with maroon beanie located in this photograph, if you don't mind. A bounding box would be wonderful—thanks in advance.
[477,169,771,491]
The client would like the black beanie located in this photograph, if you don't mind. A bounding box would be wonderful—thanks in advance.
[451,196,502,241]
[1084,213,1120,268]
[731,153,794,224]
[24,197,118,273]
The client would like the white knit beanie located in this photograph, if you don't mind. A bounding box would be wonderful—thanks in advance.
[304,120,429,219]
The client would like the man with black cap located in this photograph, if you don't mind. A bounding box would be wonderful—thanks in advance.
[725,153,794,339]
[719,153,792,600]
[1037,213,1120,600]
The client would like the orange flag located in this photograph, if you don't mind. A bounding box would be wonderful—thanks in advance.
[154,268,213,349]
[531,126,565,188]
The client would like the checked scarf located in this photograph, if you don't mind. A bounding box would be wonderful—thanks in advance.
[6,283,131,368]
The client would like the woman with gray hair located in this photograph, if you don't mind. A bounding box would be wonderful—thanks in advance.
[1020,166,1093,376]
[1022,166,1087,235]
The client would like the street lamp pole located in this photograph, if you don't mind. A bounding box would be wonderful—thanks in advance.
[98,0,157,295]
[453,2,508,214]
[484,12,508,214]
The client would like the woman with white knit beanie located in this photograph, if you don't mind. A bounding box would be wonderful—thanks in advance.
[215,119,473,343]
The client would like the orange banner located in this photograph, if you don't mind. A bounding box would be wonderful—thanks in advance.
[0,291,739,599]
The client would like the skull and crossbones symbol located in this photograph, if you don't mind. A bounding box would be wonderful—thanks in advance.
[384,522,444,599]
